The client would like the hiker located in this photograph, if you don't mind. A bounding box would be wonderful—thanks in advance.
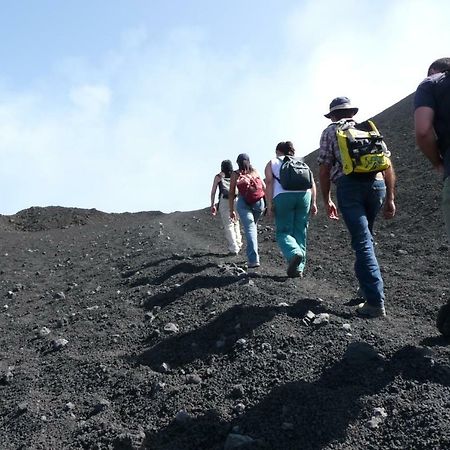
[210,160,243,255]
[414,57,450,337]
[414,57,450,240]
[229,153,266,268]
[264,141,317,277]
[318,96,396,318]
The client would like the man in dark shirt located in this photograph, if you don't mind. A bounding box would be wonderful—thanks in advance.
[414,57,450,337]
[414,57,450,240]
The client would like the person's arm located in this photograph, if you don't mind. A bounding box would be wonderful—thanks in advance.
[229,171,238,221]
[318,164,339,220]
[264,161,274,218]
[210,174,221,215]
[414,106,444,174]
[382,164,396,219]
[310,173,318,216]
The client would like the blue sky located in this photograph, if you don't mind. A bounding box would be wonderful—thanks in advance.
[1,0,449,214]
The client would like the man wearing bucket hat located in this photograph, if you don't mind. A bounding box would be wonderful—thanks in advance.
[317,96,396,318]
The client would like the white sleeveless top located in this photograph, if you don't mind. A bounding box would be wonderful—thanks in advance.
[271,157,308,198]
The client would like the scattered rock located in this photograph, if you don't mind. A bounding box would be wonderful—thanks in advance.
[186,374,202,385]
[38,327,51,338]
[344,342,381,364]
[93,398,110,414]
[0,366,14,385]
[302,310,316,326]
[368,407,388,429]
[313,313,330,325]
[157,362,170,373]
[224,433,255,449]
[163,322,179,333]
[53,291,66,300]
[174,409,191,424]
[233,403,246,414]
[17,401,28,413]
[65,402,75,411]
[52,338,68,350]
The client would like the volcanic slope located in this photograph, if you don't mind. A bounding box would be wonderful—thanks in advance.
[0,95,449,450]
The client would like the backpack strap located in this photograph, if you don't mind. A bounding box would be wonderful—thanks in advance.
[272,156,288,182]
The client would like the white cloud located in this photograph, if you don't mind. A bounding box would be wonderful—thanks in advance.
[1,1,450,214]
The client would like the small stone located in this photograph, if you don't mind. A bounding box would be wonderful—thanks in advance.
[94,398,110,413]
[186,374,202,385]
[65,402,75,411]
[163,322,179,333]
[18,401,28,412]
[302,310,316,326]
[224,433,254,449]
[313,313,330,324]
[281,422,294,431]
[53,291,66,300]
[373,407,387,418]
[342,323,352,331]
[38,327,51,338]
[158,362,170,373]
[344,342,381,364]
[235,338,246,347]
[174,409,191,424]
[233,403,246,414]
[1,367,14,385]
[56,317,69,328]
[396,249,408,256]
[52,338,68,350]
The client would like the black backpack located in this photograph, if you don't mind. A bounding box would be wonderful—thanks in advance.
[273,156,313,191]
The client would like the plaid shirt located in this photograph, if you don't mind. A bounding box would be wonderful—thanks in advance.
[317,122,351,183]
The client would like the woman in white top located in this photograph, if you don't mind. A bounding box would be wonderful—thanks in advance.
[210,160,242,254]
[264,141,317,277]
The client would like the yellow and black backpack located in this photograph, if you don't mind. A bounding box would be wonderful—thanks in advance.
[336,119,391,175]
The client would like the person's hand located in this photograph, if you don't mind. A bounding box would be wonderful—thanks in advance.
[211,205,217,216]
[433,162,445,176]
[326,200,339,220]
[383,199,396,219]
[310,202,318,216]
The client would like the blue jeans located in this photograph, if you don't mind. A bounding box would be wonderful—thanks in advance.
[236,196,265,265]
[274,191,311,272]
[336,176,386,307]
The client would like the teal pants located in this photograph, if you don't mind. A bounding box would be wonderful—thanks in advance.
[273,191,311,272]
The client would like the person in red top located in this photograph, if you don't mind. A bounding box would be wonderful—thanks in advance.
[229,153,265,268]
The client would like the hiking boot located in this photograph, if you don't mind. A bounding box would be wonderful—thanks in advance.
[287,254,302,278]
[247,262,260,269]
[356,302,386,318]
[356,287,365,299]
